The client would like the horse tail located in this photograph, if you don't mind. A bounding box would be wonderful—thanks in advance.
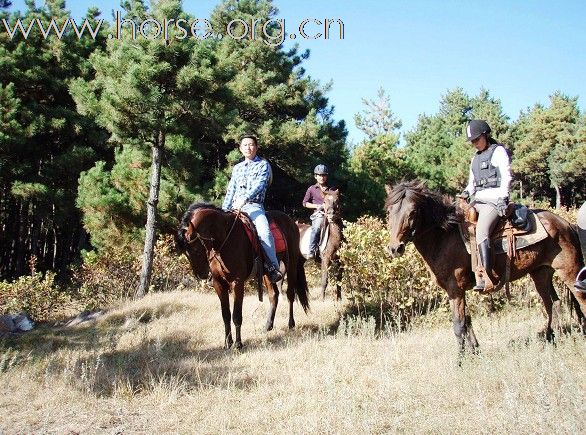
[295,257,310,313]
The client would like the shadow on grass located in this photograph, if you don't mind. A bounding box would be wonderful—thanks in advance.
[0,296,353,397]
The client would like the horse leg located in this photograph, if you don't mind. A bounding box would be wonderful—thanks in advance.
[319,255,330,301]
[333,257,342,301]
[450,293,479,358]
[529,266,559,341]
[264,275,279,331]
[552,265,586,334]
[212,278,233,349]
[232,281,244,349]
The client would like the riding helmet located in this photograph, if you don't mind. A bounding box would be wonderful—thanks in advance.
[466,120,491,142]
[314,164,329,175]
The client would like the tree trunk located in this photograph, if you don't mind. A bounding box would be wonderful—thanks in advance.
[136,130,164,298]
[554,184,561,210]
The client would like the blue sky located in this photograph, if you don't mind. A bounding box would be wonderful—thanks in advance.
[7,0,586,145]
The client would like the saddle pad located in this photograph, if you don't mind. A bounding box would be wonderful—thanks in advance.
[240,215,286,254]
[269,221,287,254]
[300,224,329,258]
[460,210,548,255]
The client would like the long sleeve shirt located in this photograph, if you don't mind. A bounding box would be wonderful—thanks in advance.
[222,156,271,211]
[302,184,335,207]
[464,145,512,203]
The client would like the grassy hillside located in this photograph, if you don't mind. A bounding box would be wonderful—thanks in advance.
[1,286,585,434]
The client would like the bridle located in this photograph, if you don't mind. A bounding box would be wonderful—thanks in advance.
[186,209,241,265]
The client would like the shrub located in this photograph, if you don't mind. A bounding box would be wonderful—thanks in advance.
[0,271,72,322]
[72,235,199,310]
[338,216,445,329]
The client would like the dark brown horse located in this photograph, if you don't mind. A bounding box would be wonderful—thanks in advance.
[297,190,344,300]
[176,204,310,349]
[384,181,586,354]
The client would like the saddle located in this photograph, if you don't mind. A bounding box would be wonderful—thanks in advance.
[458,200,548,293]
[300,221,330,260]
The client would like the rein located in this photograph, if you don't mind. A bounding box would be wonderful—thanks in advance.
[187,209,242,263]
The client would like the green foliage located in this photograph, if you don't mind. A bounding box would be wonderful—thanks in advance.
[512,92,583,207]
[0,0,109,278]
[346,89,411,218]
[338,217,445,328]
[0,270,70,321]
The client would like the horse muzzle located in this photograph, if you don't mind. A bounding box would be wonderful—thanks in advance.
[387,242,406,258]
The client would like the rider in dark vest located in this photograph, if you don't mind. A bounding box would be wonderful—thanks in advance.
[459,120,512,291]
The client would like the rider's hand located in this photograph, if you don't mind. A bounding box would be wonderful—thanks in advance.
[233,198,246,209]
[317,204,324,212]
[496,197,508,217]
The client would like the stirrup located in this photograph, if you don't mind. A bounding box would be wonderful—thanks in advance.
[473,280,486,292]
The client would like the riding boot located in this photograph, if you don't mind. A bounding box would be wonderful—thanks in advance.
[264,262,283,283]
[473,240,492,291]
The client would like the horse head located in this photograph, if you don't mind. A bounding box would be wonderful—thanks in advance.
[384,180,461,258]
[323,189,341,222]
[384,182,423,258]
[177,204,218,279]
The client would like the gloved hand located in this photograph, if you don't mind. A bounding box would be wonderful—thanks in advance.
[496,197,508,217]
[317,204,324,212]
[233,198,246,210]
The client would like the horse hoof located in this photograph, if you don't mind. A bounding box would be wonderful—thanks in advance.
[266,323,274,331]
[288,320,295,329]
[225,339,233,349]
[234,341,243,350]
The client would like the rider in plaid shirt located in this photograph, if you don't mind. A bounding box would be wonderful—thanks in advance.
[222,135,282,283]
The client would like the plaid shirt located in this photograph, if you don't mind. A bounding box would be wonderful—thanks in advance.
[222,156,271,210]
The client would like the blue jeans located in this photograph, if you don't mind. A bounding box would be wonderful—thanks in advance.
[241,203,279,268]
[310,212,324,253]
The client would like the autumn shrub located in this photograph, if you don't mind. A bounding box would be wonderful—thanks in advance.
[72,235,198,310]
[0,270,72,322]
[338,216,445,329]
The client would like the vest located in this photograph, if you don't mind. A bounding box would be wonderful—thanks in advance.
[472,143,502,190]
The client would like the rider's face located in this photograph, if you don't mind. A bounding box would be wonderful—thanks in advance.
[472,134,488,152]
[240,138,258,160]
[315,174,328,185]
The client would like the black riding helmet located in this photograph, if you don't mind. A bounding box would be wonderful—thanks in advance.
[466,120,491,142]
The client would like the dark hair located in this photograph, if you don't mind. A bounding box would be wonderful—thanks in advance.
[240,134,258,146]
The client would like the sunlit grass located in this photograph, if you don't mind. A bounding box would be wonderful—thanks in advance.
[1,285,585,433]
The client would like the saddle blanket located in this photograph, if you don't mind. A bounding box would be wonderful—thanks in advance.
[460,210,548,255]
[242,219,287,254]
[300,224,329,259]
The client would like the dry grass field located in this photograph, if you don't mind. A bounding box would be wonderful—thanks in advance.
[1,281,585,434]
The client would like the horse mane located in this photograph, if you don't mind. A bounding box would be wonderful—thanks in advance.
[385,180,462,231]
[176,203,224,251]
[180,203,223,229]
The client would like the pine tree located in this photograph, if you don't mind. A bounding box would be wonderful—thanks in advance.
[0,0,107,279]
[513,92,581,207]
[71,0,231,297]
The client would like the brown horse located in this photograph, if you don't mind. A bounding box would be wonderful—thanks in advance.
[384,181,585,354]
[176,203,310,349]
[297,190,344,300]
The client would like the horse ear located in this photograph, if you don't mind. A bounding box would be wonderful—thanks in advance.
[385,184,393,195]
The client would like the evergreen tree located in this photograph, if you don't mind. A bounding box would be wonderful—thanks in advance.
[512,92,581,207]
[347,89,411,218]
[0,0,107,279]
[71,0,229,297]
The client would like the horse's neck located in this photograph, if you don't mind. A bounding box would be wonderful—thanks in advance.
[413,225,459,273]
[326,217,343,246]
[209,211,233,245]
